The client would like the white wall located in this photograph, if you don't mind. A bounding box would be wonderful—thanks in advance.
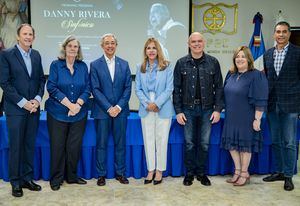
[192,0,300,76]
[1,0,300,110]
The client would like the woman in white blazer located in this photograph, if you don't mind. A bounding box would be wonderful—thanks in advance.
[135,37,175,185]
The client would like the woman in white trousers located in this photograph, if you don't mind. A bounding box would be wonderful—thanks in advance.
[135,38,174,185]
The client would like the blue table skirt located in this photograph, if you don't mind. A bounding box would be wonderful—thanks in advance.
[0,112,299,181]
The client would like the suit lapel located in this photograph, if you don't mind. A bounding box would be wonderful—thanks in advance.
[13,46,30,77]
[155,70,161,92]
[140,70,149,94]
[278,45,292,76]
[114,57,120,84]
[30,53,35,78]
[100,56,113,84]
[269,48,275,62]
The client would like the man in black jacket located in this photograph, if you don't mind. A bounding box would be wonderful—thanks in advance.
[173,32,223,186]
[262,21,300,191]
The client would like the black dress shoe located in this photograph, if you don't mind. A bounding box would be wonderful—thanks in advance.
[67,177,87,185]
[116,175,129,184]
[284,177,294,191]
[263,173,285,182]
[22,181,42,191]
[12,186,23,197]
[196,175,211,186]
[97,176,106,186]
[50,184,60,191]
[183,175,194,186]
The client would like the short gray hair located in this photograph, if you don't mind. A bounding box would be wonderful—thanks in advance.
[100,33,118,46]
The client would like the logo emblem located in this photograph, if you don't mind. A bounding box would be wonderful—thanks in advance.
[203,6,226,32]
[192,3,238,35]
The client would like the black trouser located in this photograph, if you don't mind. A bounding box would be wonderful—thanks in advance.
[7,113,39,187]
[47,113,87,186]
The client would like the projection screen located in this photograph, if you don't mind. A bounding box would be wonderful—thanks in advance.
[30,0,190,74]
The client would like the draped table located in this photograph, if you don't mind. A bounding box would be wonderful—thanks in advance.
[0,112,299,181]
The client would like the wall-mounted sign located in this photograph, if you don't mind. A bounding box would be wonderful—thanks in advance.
[192,3,238,35]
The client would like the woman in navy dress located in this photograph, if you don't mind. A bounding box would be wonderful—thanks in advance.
[221,46,268,186]
[46,36,90,191]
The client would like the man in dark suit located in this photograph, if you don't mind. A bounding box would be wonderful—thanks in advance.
[90,33,131,186]
[0,24,45,197]
[263,21,300,191]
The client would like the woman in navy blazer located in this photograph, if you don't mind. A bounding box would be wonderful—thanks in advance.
[45,36,90,191]
[135,38,174,185]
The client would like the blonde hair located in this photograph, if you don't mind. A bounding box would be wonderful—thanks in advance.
[58,35,83,61]
[230,46,254,73]
[141,38,169,73]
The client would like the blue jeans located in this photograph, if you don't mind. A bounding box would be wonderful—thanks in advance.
[183,105,212,175]
[95,116,127,177]
[267,106,298,177]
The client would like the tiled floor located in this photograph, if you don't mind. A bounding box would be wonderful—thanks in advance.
[0,174,299,206]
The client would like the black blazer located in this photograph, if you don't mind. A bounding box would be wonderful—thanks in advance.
[263,43,300,113]
[0,45,46,115]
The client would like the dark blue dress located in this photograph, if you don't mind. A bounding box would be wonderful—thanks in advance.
[221,69,268,153]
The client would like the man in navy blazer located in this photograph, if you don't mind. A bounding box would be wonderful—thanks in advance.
[0,24,45,197]
[262,21,300,191]
[90,33,131,186]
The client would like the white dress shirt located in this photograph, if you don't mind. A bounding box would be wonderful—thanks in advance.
[103,55,122,111]
[104,55,115,82]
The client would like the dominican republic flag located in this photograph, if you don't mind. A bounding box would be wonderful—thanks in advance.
[249,12,265,71]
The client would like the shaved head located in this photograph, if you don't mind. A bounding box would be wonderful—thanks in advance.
[188,32,205,43]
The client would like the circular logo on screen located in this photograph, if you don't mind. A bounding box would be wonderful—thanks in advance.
[203,6,226,32]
